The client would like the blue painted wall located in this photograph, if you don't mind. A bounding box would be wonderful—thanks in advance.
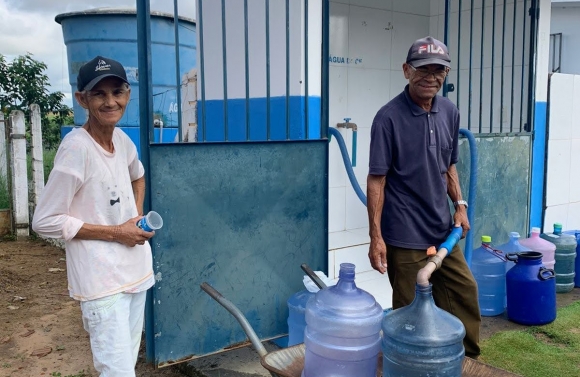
[529,101,548,229]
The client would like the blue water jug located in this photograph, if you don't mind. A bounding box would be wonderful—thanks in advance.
[505,252,556,325]
[471,236,506,316]
[563,230,580,287]
[496,232,531,272]
[382,283,465,377]
[541,223,577,293]
[287,289,314,346]
[302,263,383,377]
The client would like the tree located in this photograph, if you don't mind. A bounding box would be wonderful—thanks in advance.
[0,53,72,150]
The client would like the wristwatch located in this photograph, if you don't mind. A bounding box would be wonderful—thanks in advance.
[453,200,468,209]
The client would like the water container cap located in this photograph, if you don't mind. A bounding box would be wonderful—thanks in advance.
[481,235,492,243]
[509,232,520,238]
[554,223,562,232]
[531,227,541,234]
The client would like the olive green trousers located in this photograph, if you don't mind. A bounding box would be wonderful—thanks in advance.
[386,244,481,358]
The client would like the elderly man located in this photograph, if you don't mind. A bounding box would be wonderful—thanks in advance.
[367,36,481,358]
[33,56,155,375]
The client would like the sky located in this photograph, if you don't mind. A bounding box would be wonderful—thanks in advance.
[0,0,196,108]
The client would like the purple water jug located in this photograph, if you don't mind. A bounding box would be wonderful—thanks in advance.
[302,263,383,377]
[519,227,555,270]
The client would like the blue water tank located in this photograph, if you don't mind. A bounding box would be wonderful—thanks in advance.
[55,8,197,152]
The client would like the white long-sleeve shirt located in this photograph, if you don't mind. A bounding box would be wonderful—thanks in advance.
[32,128,154,301]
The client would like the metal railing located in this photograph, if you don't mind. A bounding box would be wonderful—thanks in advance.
[444,0,538,134]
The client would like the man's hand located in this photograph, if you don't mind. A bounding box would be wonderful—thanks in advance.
[115,216,155,247]
[368,238,388,274]
[453,206,470,239]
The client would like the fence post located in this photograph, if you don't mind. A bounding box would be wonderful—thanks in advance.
[0,112,7,181]
[30,104,44,207]
[9,110,29,238]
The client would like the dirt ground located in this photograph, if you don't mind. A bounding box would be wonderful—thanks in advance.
[2,238,580,377]
[0,238,184,377]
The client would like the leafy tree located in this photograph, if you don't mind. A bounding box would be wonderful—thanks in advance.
[0,53,71,150]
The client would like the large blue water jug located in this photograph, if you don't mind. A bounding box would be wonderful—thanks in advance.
[382,284,465,377]
[287,289,314,346]
[506,252,556,325]
[471,236,506,316]
[541,223,577,293]
[563,230,580,287]
[302,263,383,377]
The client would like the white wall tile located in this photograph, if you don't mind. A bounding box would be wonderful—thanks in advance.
[333,244,374,276]
[573,75,580,140]
[346,68,391,130]
[348,126,371,184]
[352,0,393,11]
[345,182,369,230]
[567,202,580,231]
[329,128,347,188]
[329,66,349,127]
[330,2,350,60]
[356,275,392,309]
[392,0,431,16]
[549,74,574,140]
[544,204,569,233]
[570,139,580,203]
[389,12,430,69]
[332,0,350,5]
[545,139,572,206]
[348,6,393,70]
[329,187,346,232]
[389,70,408,99]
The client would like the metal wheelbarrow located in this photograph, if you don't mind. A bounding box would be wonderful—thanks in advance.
[200,281,521,377]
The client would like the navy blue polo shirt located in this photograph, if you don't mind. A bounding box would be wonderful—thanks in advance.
[369,85,459,249]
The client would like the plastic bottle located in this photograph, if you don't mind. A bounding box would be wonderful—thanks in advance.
[505,252,556,325]
[302,263,383,377]
[382,284,465,377]
[541,223,577,293]
[519,227,555,270]
[563,230,580,287]
[471,236,506,316]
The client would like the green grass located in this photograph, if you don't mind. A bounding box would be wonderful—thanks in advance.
[480,301,580,377]
[27,148,57,184]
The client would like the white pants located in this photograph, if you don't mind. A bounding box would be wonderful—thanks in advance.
[80,291,147,377]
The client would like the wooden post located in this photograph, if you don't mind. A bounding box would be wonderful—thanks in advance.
[9,110,29,238]
[30,104,44,207]
[0,112,7,182]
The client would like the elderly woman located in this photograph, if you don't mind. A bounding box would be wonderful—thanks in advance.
[33,55,155,376]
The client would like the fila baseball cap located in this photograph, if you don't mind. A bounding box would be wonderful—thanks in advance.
[406,36,451,68]
[76,56,129,91]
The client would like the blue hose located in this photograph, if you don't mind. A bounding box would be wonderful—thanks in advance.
[328,127,367,206]
[328,127,477,267]
[459,128,478,268]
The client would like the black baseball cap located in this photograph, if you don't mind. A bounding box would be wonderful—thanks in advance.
[76,56,129,91]
[406,36,451,68]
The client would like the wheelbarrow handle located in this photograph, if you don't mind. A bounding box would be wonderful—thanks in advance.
[200,282,269,358]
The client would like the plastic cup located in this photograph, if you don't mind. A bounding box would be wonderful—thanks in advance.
[137,211,163,232]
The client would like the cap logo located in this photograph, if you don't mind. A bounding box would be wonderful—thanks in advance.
[418,44,446,55]
[95,59,111,72]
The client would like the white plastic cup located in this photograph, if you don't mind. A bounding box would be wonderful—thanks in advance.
[137,211,163,232]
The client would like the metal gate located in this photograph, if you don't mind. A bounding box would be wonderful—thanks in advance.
[136,0,328,367]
